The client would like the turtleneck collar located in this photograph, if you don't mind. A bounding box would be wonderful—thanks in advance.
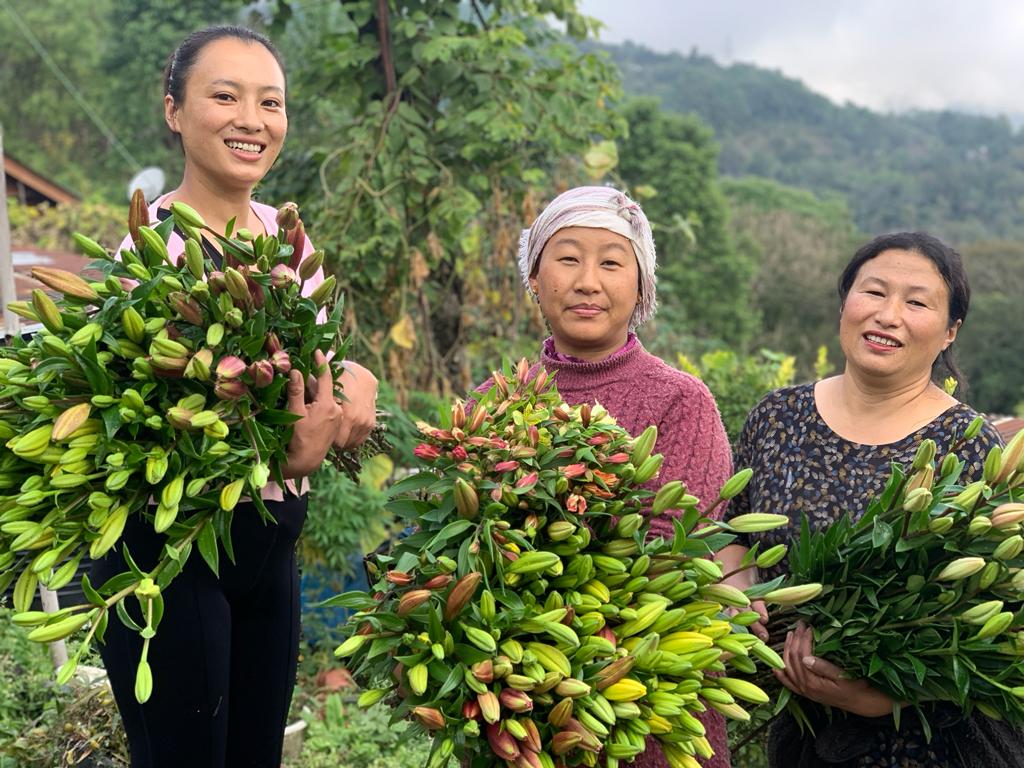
[541,333,642,371]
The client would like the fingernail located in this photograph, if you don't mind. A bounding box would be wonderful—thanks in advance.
[802,656,815,667]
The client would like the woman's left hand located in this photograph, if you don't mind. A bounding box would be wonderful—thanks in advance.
[774,621,896,718]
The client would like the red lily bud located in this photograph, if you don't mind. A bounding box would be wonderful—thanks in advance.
[412,706,445,730]
[606,452,630,464]
[561,463,587,479]
[452,445,469,461]
[485,722,520,760]
[414,443,441,461]
[276,202,299,231]
[265,333,283,355]
[516,472,538,489]
[462,699,481,719]
[499,689,534,713]
[216,355,246,379]
[248,359,274,388]
[422,573,453,590]
[287,219,306,269]
[495,461,519,473]
[385,570,412,585]
[169,291,203,325]
[208,271,227,295]
[214,378,248,401]
[472,660,494,683]
[270,263,297,288]
[271,349,292,374]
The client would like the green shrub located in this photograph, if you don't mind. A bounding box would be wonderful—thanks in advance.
[677,348,797,441]
[289,694,438,768]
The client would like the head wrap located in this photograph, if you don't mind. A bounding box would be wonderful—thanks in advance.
[518,186,657,329]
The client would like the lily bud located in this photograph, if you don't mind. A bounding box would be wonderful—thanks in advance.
[936,556,987,581]
[166,407,195,429]
[276,202,299,231]
[499,688,534,713]
[298,250,325,281]
[265,333,283,355]
[471,660,494,683]
[224,307,244,328]
[248,359,275,388]
[129,188,149,247]
[414,443,441,461]
[270,263,297,289]
[184,349,213,381]
[270,349,292,374]
[287,218,307,269]
[214,378,249,401]
[412,706,445,731]
[169,292,203,325]
[208,271,227,295]
[216,355,247,379]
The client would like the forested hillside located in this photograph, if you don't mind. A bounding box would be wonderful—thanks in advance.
[603,42,1024,244]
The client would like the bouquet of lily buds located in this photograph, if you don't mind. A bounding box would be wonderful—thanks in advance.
[0,193,345,701]
[761,423,1024,734]
[328,360,821,768]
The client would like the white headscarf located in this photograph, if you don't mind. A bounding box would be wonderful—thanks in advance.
[518,186,657,329]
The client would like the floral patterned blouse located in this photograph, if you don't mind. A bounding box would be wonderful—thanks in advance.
[727,382,1008,768]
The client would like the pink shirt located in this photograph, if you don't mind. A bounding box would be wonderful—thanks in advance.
[120,194,327,501]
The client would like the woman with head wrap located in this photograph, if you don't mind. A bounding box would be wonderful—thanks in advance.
[516,185,734,767]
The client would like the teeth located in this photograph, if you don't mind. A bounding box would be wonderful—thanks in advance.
[226,140,263,153]
[866,333,900,347]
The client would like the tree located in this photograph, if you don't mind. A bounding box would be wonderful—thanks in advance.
[722,176,860,375]
[263,0,626,396]
[0,0,115,198]
[617,99,757,353]
[956,241,1024,414]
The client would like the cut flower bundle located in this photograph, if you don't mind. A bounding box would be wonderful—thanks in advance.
[330,361,817,768]
[763,424,1024,731]
[0,197,345,700]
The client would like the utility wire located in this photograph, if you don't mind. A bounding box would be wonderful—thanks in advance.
[1,0,140,171]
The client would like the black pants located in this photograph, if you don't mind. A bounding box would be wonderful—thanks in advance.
[92,496,308,768]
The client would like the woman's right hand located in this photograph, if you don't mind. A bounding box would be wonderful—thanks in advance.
[281,350,342,479]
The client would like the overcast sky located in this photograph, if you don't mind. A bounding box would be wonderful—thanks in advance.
[579,0,1024,118]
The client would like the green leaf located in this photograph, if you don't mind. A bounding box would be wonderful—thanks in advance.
[197,521,219,577]
[317,591,378,610]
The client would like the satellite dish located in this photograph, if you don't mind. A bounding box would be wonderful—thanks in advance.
[127,167,166,202]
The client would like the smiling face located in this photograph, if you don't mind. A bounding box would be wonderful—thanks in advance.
[529,226,639,361]
[164,37,287,194]
[839,249,959,385]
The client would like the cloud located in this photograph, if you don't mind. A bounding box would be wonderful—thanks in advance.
[580,0,1024,116]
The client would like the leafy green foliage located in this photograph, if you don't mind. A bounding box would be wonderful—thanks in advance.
[293,693,436,768]
[618,99,757,351]
[721,177,859,374]
[303,461,395,578]
[7,198,127,252]
[956,241,1024,413]
[264,0,625,395]
[676,348,796,442]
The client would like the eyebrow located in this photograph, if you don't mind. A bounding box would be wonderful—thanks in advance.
[209,79,285,95]
[860,276,936,294]
[550,237,630,254]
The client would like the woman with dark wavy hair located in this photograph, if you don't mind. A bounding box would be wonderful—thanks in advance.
[721,232,1015,767]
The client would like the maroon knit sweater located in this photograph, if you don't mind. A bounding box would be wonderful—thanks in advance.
[537,337,734,768]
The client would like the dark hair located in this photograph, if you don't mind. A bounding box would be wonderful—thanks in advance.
[164,25,286,105]
[838,231,971,396]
